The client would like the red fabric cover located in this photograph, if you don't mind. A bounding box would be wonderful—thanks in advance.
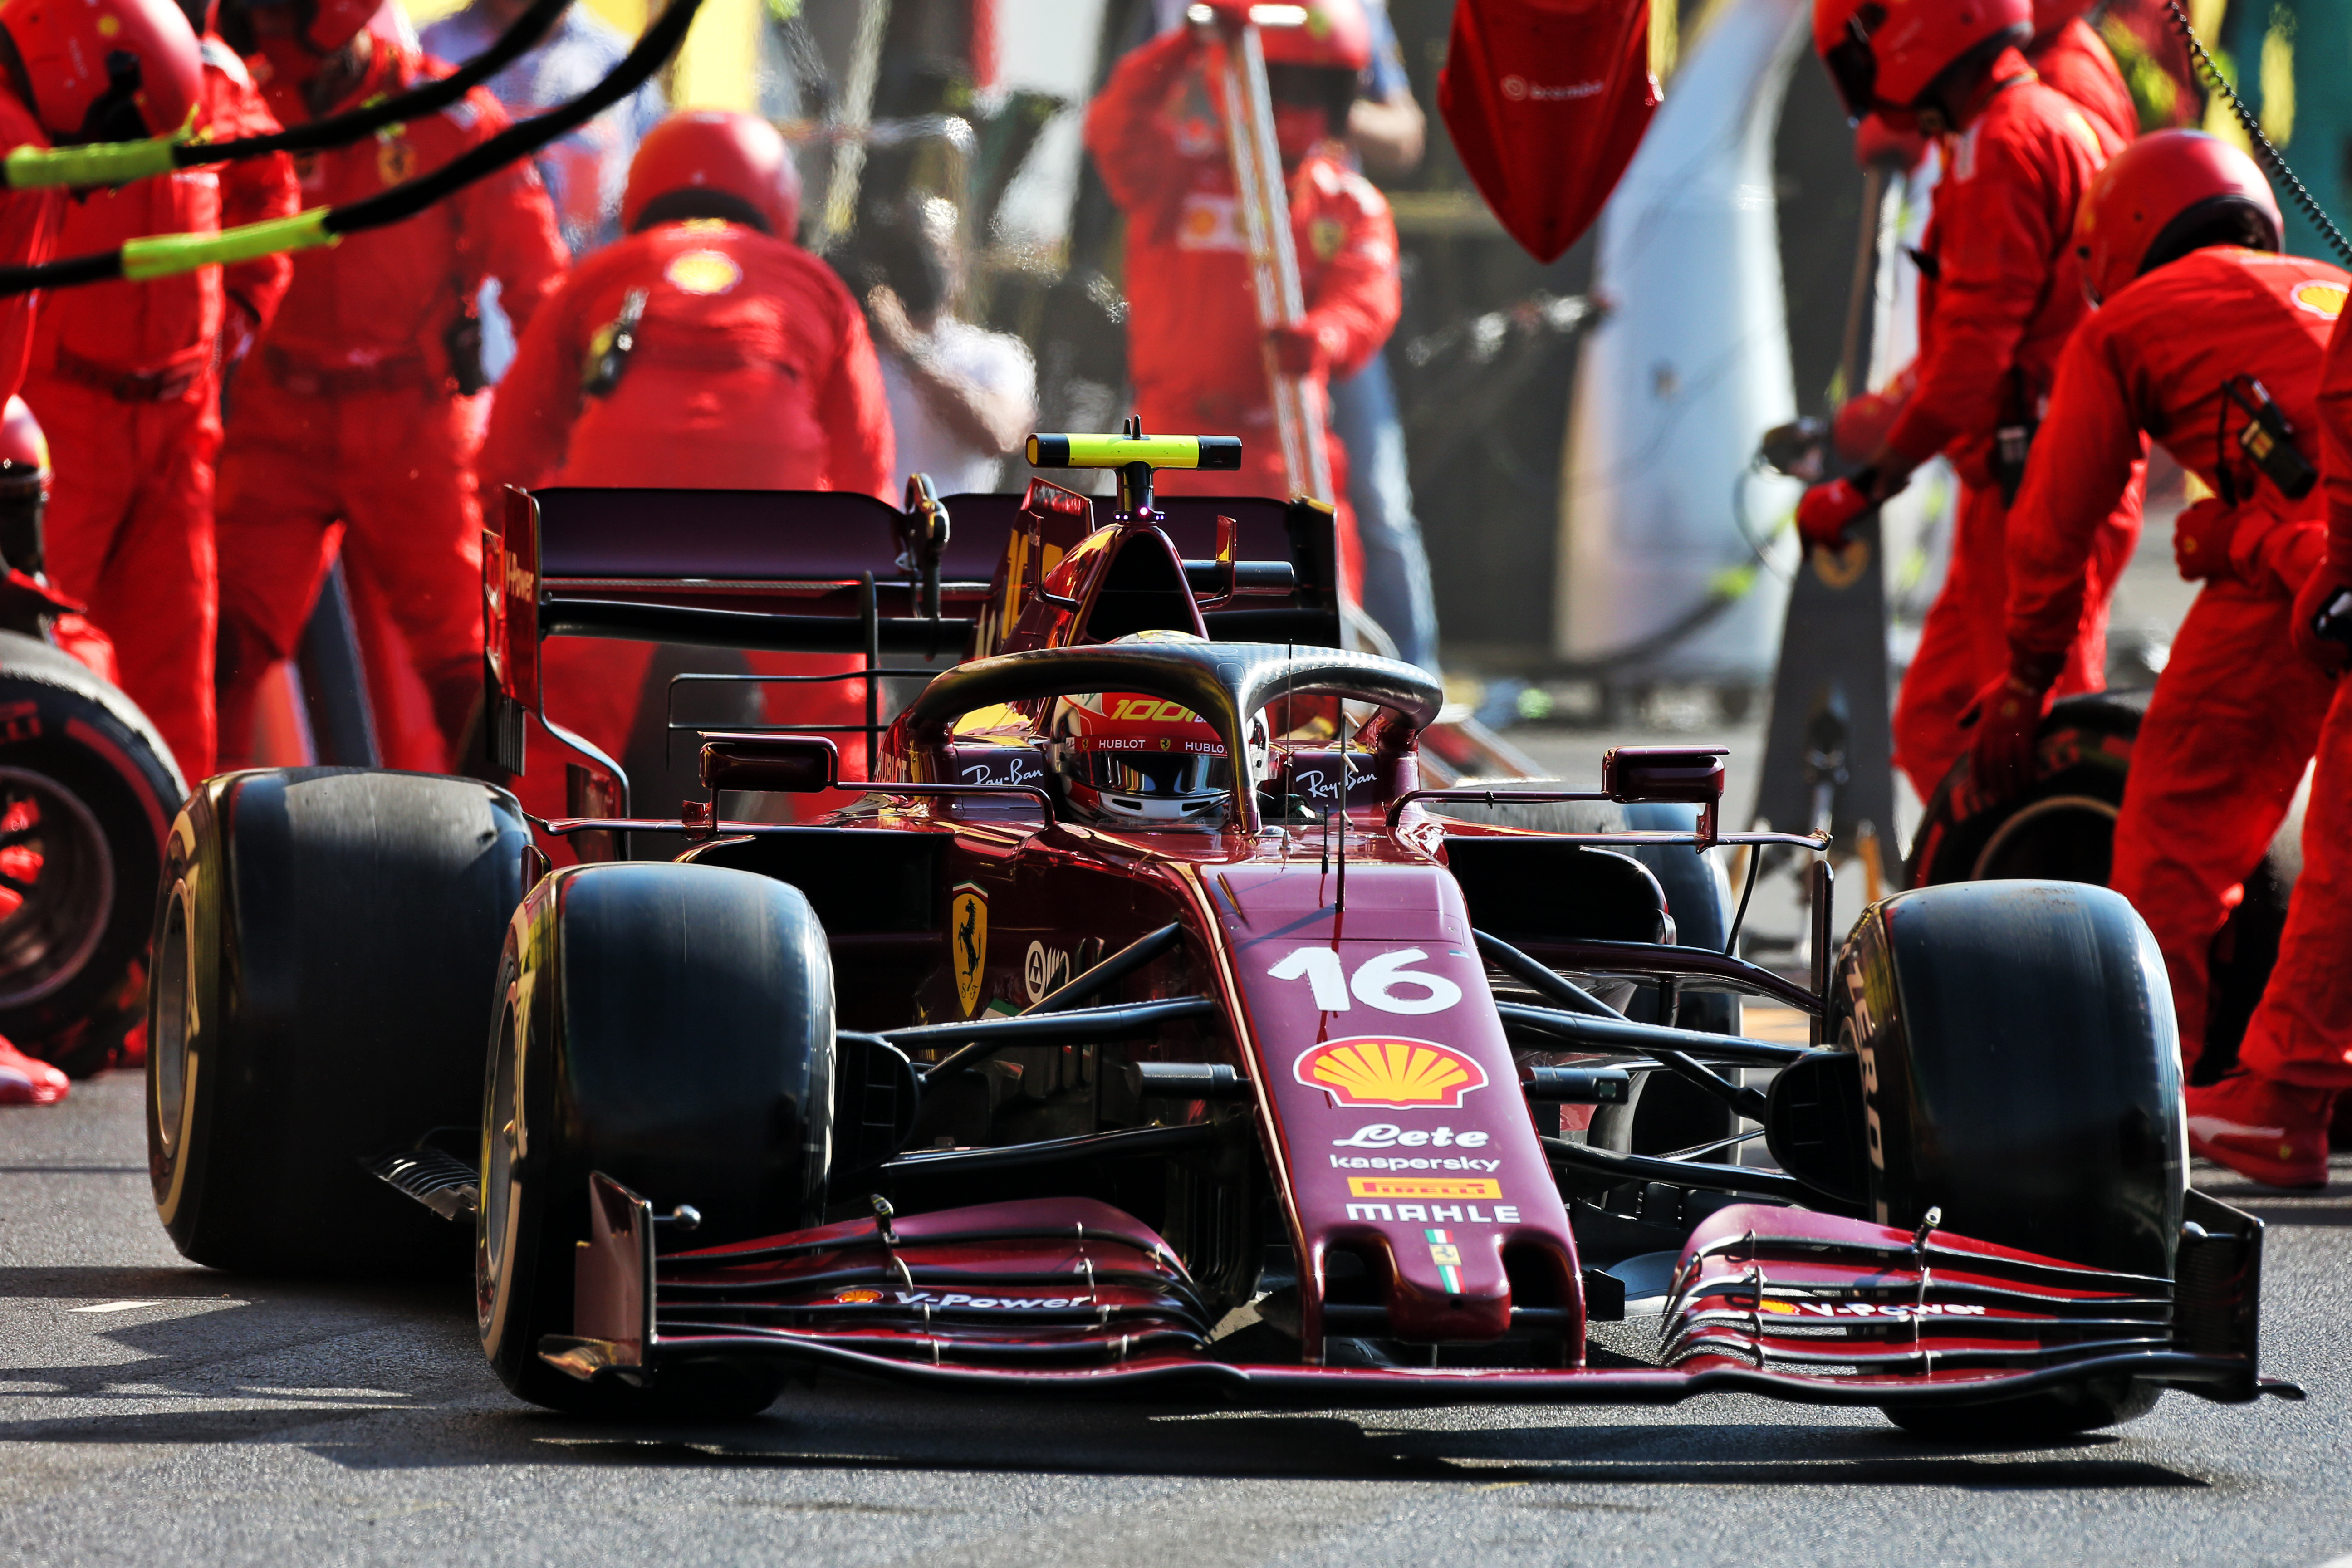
[2239,676,2352,1088]
[216,44,568,771]
[1083,27,1392,597]
[1437,0,1655,264]
[1886,54,2125,484]
[2110,580,2333,1072]
[479,220,892,499]
[1891,478,2130,800]
[2006,248,2345,664]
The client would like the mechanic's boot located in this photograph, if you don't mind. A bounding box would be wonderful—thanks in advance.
[0,1036,68,1105]
[2186,1071,2336,1189]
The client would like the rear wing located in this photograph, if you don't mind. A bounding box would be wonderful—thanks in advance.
[480,483,1339,772]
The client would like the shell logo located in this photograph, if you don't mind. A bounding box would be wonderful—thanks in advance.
[666,249,743,297]
[833,1287,885,1304]
[2294,282,2348,320]
[1294,1037,1489,1109]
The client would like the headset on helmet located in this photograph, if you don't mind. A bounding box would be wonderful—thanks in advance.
[2074,129,2283,306]
[1813,0,2032,122]
[1044,633,1269,828]
[216,0,376,71]
[0,0,203,143]
[622,110,803,238]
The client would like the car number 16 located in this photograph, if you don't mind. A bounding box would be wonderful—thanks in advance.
[1267,947,1464,1015]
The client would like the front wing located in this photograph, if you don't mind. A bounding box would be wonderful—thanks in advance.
[539,1178,2298,1411]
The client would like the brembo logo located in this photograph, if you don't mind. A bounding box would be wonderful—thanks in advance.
[1295,1038,1489,1109]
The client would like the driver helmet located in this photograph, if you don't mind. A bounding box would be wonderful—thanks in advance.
[1047,632,1268,827]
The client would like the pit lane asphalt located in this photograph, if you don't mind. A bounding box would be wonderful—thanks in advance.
[3,1074,2347,1568]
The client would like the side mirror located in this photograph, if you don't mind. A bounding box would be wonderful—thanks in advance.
[1602,744,1727,842]
[700,733,839,795]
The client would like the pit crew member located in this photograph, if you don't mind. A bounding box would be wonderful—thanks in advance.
[212,0,567,770]
[23,8,299,782]
[1798,0,2137,799]
[2184,256,2352,1187]
[1966,131,2342,1090]
[1084,0,1401,602]
[477,110,891,810]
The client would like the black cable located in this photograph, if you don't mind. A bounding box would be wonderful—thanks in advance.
[2165,0,2352,268]
[1723,841,1763,957]
[0,0,701,297]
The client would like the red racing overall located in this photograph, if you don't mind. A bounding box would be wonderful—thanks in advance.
[214,41,567,770]
[2005,247,2346,1070]
[1085,27,1400,599]
[1883,52,2138,799]
[479,217,895,816]
[23,40,299,781]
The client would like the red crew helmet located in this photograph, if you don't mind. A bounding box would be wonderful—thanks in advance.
[1813,0,2031,121]
[0,0,202,143]
[2074,129,2282,305]
[216,0,377,74]
[622,111,803,238]
[0,396,48,501]
[1256,0,1371,72]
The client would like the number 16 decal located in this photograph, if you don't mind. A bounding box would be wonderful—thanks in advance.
[1267,947,1464,1015]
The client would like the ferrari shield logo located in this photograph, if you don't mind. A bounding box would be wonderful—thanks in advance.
[951,884,988,1017]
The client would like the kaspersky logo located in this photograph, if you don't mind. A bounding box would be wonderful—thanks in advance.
[1294,1037,1489,1109]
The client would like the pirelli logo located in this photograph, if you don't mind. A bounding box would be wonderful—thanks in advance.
[1345,1177,1503,1200]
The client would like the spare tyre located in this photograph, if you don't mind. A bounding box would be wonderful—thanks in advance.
[0,630,183,1075]
[1906,690,2292,1078]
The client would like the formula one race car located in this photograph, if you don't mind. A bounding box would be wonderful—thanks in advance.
[146,434,2297,1437]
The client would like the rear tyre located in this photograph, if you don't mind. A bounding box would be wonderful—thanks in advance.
[0,631,184,1075]
[1835,880,2184,1440]
[476,862,833,1418]
[147,769,531,1274]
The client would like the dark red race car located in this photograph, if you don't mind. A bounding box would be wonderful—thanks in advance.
[145,433,2297,1438]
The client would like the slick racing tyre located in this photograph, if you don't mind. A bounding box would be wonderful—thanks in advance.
[0,630,184,1076]
[149,769,533,1274]
[477,862,834,1418]
[1832,880,2181,1441]
[1905,691,2290,1076]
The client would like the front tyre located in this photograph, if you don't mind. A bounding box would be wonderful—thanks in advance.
[477,862,834,1417]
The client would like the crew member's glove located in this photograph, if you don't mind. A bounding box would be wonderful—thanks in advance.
[1831,364,1914,463]
[2171,496,2245,582]
[1268,321,1338,379]
[1796,474,1874,553]
[2290,550,2352,676]
[1960,653,2061,803]
[1854,113,1929,174]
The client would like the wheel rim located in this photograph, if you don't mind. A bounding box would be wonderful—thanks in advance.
[1970,795,2119,883]
[150,885,193,1159]
[477,988,523,1340]
[0,767,113,1009]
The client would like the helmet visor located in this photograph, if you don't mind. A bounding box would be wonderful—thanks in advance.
[1079,749,1231,800]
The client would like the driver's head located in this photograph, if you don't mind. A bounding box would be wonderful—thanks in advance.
[1045,632,1265,828]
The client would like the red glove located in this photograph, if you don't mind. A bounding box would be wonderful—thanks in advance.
[1854,113,1930,174]
[1961,667,2055,803]
[2171,496,2244,583]
[1797,476,1872,552]
[1268,321,1337,379]
[2290,553,2352,675]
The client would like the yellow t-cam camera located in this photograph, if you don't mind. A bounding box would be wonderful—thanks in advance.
[1024,433,1244,471]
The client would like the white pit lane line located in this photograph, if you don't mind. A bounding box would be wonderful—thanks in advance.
[67,1301,168,1314]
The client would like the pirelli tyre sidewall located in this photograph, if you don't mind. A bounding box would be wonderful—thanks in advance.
[1834,880,2184,1438]
[477,862,835,1417]
[147,769,531,1274]
[0,630,184,1073]
[1907,692,2142,890]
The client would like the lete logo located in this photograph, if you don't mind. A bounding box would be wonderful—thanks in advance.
[1294,1037,1489,1109]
